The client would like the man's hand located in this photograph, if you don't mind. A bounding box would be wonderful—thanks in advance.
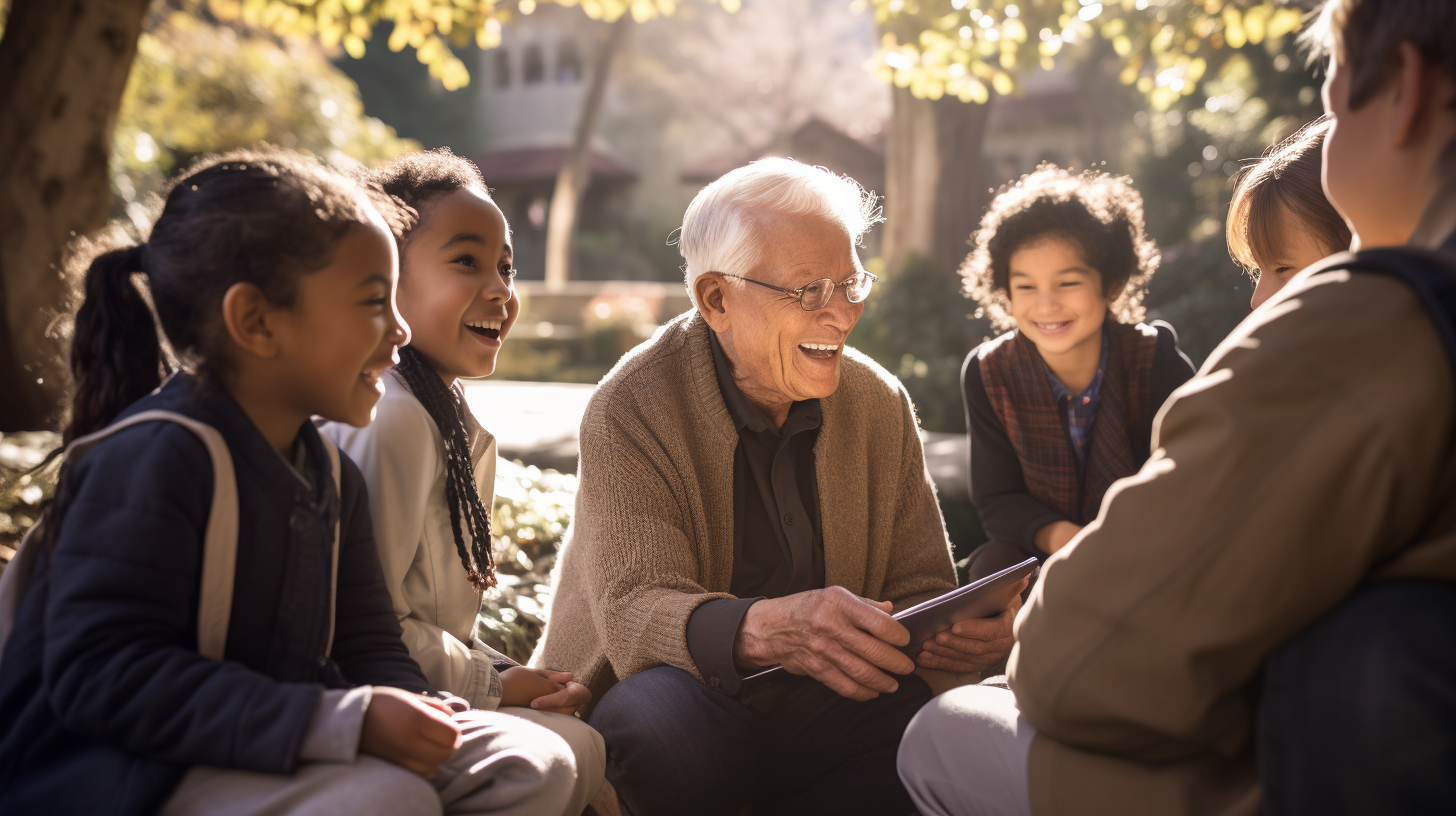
[500,666,592,716]
[733,586,916,701]
[914,582,1026,673]
[360,686,462,777]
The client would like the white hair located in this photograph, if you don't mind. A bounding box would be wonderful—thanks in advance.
[678,157,883,308]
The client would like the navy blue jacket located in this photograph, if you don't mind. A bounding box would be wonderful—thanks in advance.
[0,374,435,815]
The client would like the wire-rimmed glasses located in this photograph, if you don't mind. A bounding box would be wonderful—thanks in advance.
[718,271,878,311]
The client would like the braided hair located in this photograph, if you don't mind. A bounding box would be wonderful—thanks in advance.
[370,149,498,590]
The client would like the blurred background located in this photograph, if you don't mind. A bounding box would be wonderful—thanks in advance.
[1,0,1324,658]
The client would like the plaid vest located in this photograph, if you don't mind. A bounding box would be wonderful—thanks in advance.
[979,321,1160,524]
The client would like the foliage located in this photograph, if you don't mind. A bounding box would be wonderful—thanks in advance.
[477,459,578,662]
[0,433,61,574]
[111,11,417,226]
[200,0,742,90]
[850,255,990,434]
[864,0,1306,109]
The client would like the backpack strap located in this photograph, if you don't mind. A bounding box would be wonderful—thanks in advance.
[319,431,342,658]
[0,411,238,664]
[1310,248,1456,377]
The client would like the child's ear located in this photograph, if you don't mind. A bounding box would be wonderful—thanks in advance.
[1388,41,1446,150]
[221,282,282,360]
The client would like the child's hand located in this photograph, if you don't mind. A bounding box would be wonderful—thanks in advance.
[360,686,463,777]
[499,666,590,715]
[528,669,592,716]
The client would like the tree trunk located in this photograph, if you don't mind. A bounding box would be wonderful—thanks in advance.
[882,87,994,278]
[0,0,151,431]
[542,16,629,292]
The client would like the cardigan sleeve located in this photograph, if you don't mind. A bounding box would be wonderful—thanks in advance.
[325,393,502,710]
[880,381,959,611]
[569,393,736,684]
[963,350,1068,557]
[42,425,320,774]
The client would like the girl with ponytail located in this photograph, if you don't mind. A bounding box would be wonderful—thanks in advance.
[0,148,589,816]
[323,149,605,814]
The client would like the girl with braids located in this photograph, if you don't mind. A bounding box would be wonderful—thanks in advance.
[323,149,605,813]
[0,147,588,816]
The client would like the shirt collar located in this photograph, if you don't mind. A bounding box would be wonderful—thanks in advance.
[1045,330,1110,404]
[708,328,822,436]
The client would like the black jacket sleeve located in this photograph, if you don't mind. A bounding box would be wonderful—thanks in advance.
[1149,321,1198,421]
[42,424,320,775]
[328,456,437,694]
[962,349,1067,558]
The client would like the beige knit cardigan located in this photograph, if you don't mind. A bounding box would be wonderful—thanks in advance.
[532,311,963,713]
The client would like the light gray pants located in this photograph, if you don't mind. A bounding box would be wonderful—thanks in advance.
[897,686,1036,816]
[161,707,601,816]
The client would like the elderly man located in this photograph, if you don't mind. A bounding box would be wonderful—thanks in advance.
[533,158,1018,816]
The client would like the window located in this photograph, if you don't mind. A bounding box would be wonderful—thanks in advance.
[493,49,511,88]
[556,40,583,83]
[524,44,545,84]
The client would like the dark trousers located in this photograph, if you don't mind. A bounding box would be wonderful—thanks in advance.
[589,665,932,816]
[1258,580,1456,815]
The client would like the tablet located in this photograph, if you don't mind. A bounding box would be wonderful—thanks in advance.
[891,557,1038,658]
[741,557,1038,681]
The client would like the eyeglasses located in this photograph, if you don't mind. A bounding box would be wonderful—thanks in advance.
[718,271,878,311]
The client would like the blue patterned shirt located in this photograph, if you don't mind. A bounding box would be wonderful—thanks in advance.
[1046,332,1110,464]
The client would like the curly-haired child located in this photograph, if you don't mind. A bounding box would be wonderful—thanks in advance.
[959,166,1196,581]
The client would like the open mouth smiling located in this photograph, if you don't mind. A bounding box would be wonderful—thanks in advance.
[465,318,504,341]
[799,342,840,360]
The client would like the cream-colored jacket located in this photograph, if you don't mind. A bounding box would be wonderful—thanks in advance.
[324,370,506,710]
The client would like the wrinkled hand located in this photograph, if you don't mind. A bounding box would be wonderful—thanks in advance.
[527,669,592,716]
[914,581,1026,673]
[734,586,916,701]
[360,686,462,778]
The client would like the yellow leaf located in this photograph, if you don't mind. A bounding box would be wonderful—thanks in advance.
[967,78,988,104]
[721,0,742,12]
[1137,75,1154,93]
[343,33,365,58]
[389,21,412,51]
[992,72,1012,95]
[999,51,1015,70]
[1243,5,1269,45]
[1223,7,1246,49]
[477,17,502,50]
[350,15,370,38]
[1113,35,1131,57]
[1119,64,1138,85]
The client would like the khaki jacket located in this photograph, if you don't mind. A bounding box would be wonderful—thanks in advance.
[532,312,962,712]
[1010,238,1456,814]
[324,371,507,710]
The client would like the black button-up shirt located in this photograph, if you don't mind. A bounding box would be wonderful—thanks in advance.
[686,330,825,695]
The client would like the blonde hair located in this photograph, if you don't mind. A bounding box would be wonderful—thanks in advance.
[1227,117,1352,274]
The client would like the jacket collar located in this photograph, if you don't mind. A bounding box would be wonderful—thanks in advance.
[1409,140,1456,252]
[123,372,333,508]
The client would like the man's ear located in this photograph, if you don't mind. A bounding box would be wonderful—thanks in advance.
[695,273,731,332]
[221,282,282,361]
[1389,41,1438,149]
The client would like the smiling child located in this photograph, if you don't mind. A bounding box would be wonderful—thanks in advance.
[958,166,1196,581]
[321,150,604,814]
